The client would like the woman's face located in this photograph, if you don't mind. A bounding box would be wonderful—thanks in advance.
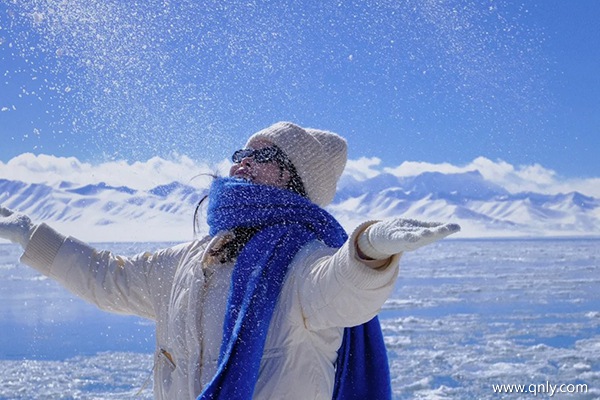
[229,138,291,189]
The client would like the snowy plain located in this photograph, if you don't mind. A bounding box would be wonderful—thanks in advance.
[1,239,598,399]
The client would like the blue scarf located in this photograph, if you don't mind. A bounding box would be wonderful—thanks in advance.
[197,177,391,400]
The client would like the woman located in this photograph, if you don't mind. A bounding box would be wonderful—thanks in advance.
[0,122,459,399]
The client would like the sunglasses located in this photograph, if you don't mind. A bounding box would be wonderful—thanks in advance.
[231,146,290,165]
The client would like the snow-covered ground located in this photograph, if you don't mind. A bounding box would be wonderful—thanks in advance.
[1,239,598,399]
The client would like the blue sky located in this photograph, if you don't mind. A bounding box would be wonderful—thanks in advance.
[1,0,598,178]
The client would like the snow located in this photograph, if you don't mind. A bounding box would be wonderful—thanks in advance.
[1,154,599,242]
[0,239,598,399]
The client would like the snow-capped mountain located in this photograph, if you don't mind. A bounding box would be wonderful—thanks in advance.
[333,169,600,238]
[1,166,598,242]
[0,178,206,242]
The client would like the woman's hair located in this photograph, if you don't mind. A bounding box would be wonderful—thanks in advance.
[282,160,307,198]
[194,194,260,263]
[192,156,307,262]
[207,226,261,264]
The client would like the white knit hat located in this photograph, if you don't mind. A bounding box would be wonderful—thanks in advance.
[246,121,347,206]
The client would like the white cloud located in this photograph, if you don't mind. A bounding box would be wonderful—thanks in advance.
[0,153,221,190]
[1,153,599,198]
[372,156,600,198]
[344,157,384,181]
[470,158,600,197]
[382,160,465,176]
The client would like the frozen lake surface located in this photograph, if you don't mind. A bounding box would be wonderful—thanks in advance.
[1,239,599,399]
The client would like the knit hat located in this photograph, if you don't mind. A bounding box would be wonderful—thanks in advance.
[246,121,347,207]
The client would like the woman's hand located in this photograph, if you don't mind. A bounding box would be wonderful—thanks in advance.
[0,206,35,248]
[357,218,460,260]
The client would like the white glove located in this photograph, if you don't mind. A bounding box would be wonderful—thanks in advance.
[357,218,461,259]
[0,206,35,248]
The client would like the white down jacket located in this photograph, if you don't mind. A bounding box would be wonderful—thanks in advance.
[20,222,400,400]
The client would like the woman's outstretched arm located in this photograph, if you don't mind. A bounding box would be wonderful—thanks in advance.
[1,206,187,320]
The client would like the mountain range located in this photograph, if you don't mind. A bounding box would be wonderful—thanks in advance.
[1,168,598,242]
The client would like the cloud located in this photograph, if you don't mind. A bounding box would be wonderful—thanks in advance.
[382,160,465,176]
[467,158,600,198]
[0,153,219,190]
[1,153,599,198]
[344,157,384,181]
[346,156,600,198]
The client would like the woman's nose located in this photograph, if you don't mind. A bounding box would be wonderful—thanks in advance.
[240,155,254,166]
